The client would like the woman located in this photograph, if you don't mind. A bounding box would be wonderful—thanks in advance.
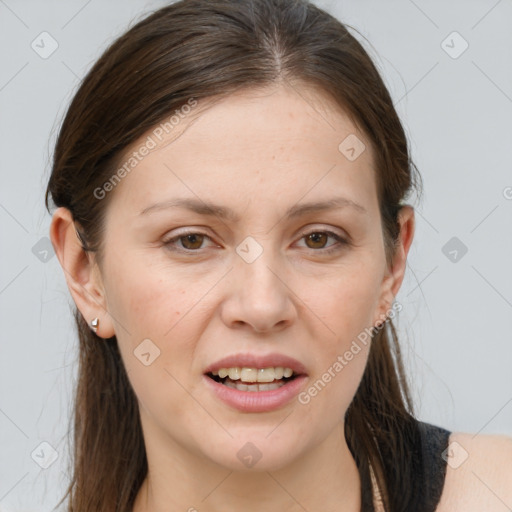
[46,0,512,510]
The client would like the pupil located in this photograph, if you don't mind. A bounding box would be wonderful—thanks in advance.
[183,234,202,249]
[308,232,326,248]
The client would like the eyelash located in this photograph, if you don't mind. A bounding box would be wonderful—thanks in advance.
[162,229,349,256]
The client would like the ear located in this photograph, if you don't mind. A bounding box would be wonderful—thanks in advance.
[49,207,116,339]
[373,205,415,326]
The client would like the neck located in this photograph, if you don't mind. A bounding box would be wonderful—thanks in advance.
[133,418,362,512]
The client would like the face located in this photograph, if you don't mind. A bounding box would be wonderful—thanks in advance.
[84,83,406,472]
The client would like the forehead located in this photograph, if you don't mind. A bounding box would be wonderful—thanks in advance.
[104,83,378,221]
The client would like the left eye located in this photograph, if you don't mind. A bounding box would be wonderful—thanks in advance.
[297,230,347,252]
[163,230,347,254]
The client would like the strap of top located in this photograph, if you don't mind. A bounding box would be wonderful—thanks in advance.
[366,421,451,512]
[416,421,451,511]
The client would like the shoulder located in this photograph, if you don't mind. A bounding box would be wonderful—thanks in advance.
[436,430,512,512]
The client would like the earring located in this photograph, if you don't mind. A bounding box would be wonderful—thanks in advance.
[90,317,99,333]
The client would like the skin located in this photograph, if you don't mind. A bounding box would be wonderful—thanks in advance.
[436,432,512,512]
[51,82,512,511]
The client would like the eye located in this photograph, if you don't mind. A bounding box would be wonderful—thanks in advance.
[297,230,348,254]
[163,231,216,253]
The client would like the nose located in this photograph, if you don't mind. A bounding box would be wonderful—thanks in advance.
[220,247,297,334]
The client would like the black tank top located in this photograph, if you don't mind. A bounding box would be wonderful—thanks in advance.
[363,421,451,511]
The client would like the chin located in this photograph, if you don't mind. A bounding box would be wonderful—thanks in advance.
[201,435,306,473]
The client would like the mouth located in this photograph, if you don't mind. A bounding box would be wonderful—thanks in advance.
[202,354,308,412]
[206,367,300,392]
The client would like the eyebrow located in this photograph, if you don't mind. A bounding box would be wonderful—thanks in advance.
[139,196,367,221]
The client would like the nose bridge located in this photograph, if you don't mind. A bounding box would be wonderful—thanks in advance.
[236,235,285,300]
[223,234,296,331]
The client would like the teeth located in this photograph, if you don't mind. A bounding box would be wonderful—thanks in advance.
[241,367,258,382]
[223,379,288,392]
[211,366,295,382]
[228,368,240,380]
[283,367,293,378]
[274,367,284,379]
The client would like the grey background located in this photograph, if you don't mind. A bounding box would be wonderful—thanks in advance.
[0,0,511,509]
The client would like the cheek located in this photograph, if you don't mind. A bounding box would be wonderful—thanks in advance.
[101,254,202,401]
[296,259,381,405]
[104,250,203,339]
[308,262,383,346]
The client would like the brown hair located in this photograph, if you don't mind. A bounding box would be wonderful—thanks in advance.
[45,0,424,510]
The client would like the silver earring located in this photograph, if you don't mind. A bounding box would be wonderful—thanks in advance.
[90,318,99,333]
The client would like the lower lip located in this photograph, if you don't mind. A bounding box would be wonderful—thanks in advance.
[203,374,308,413]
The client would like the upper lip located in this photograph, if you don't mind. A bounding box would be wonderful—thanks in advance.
[204,352,308,376]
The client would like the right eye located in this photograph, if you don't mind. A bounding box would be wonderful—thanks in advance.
[162,231,217,253]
